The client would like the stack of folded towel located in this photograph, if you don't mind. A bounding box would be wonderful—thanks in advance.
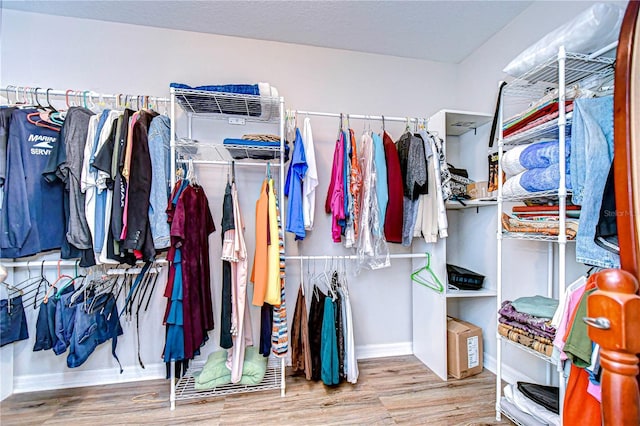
[498,295,559,357]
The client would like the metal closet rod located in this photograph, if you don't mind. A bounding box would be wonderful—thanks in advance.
[285,253,428,260]
[176,159,281,167]
[292,110,424,123]
[0,259,168,268]
[1,85,169,104]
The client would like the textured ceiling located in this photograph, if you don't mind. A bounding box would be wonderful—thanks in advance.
[1,0,534,63]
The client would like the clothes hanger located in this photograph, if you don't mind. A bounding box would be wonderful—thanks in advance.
[411,253,444,294]
[299,257,305,297]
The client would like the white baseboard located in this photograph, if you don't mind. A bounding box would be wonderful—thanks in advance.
[356,342,413,360]
[13,363,166,394]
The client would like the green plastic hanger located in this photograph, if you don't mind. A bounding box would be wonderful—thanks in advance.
[411,253,444,293]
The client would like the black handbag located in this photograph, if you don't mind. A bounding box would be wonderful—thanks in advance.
[446,264,484,290]
[517,382,559,414]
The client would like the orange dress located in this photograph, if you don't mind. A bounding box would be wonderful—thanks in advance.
[251,179,269,306]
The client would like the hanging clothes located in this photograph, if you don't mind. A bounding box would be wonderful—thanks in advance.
[44,106,96,267]
[308,286,326,381]
[301,117,318,230]
[251,178,269,306]
[321,295,339,386]
[382,131,404,243]
[170,183,216,360]
[291,285,312,379]
[284,127,308,240]
[325,131,346,242]
[338,284,358,383]
[0,109,66,258]
[357,132,390,270]
[396,131,428,246]
[220,181,234,349]
[264,178,281,306]
[223,182,253,383]
[147,114,172,250]
[271,187,289,357]
[121,109,159,261]
[345,129,362,248]
[164,178,191,363]
[372,133,387,237]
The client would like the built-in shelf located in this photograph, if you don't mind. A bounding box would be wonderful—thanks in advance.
[446,199,497,210]
[444,110,493,136]
[446,288,497,298]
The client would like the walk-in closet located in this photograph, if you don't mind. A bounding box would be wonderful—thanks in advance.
[1,1,639,425]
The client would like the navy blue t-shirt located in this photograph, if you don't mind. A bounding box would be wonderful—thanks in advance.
[1,109,65,257]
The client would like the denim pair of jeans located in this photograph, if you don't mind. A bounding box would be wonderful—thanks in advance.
[66,292,123,370]
[53,290,77,355]
[147,115,171,250]
[34,285,74,352]
[570,96,619,268]
[0,295,28,347]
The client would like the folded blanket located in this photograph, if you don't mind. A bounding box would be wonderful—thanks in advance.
[499,300,558,336]
[501,213,579,239]
[499,317,555,342]
[503,140,571,177]
[502,165,571,197]
[498,323,554,357]
[512,295,559,319]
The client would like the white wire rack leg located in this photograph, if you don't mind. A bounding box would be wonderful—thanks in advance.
[170,360,176,410]
[280,357,286,397]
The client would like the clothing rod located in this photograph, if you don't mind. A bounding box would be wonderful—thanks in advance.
[293,110,422,123]
[1,86,170,102]
[587,41,618,59]
[0,259,168,268]
[176,159,281,167]
[284,253,428,260]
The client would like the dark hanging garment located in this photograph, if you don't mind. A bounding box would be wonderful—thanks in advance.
[259,303,273,356]
[308,286,326,381]
[382,131,404,243]
[121,110,159,261]
[334,290,345,381]
[0,107,16,188]
[220,182,234,349]
[170,184,216,360]
[111,108,135,245]
[291,285,312,379]
[0,109,66,258]
[595,162,619,254]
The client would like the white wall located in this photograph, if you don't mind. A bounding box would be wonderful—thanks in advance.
[0,0,629,395]
[0,9,458,393]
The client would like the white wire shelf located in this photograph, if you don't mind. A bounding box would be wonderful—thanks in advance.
[501,189,569,202]
[498,400,527,426]
[172,88,281,122]
[498,335,556,365]
[504,52,615,100]
[502,115,572,146]
[501,232,576,243]
[173,138,284,162]
[174,357,283,404]
[446,288,497,298]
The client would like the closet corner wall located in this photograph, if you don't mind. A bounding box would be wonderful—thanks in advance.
[412,109,496,381]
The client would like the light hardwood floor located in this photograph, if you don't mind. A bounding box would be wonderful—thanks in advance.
[0,355,512,425]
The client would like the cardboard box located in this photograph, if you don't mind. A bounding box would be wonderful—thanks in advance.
[466,181,489,199]
[447,317,483,379]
